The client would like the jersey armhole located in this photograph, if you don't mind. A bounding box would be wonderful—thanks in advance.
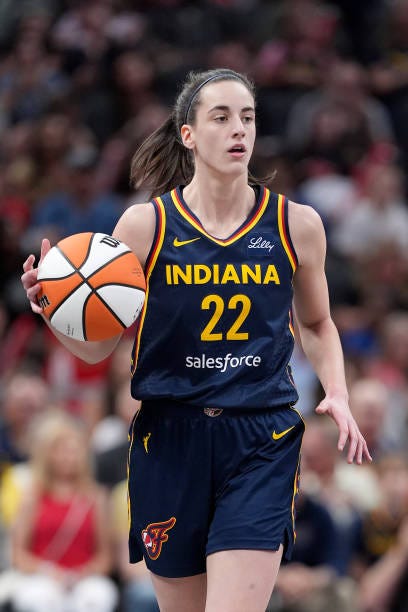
[278,195,298,273]
[144,198,166,275]
[130,197,166,376]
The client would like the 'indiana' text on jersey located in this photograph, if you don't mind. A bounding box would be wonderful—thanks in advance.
[131,186,299,409]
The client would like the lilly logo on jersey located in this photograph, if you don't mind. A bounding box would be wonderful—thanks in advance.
[141,517,176,560]
[247,235,275,254]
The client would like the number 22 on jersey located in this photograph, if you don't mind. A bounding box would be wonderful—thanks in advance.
[200,294,251,341]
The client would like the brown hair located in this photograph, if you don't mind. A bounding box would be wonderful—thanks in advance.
[130,68,273,198]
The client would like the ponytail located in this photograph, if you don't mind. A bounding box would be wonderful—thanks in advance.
[130,115,194,199]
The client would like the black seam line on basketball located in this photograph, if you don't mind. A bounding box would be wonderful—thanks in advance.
[47,282,88,324]
[39,271,78,282]
[47,280,125,329]
[47,244,100,322]
[54,243,92,277]
[77,232,129,273]
[54,244,131,293]
[92,282,144,290]
[56,243,132,286]
[83,232,97,268]
[46,245,93,322]
[82,289,126,342]
[48,249,132,325]
[86,250,132,281]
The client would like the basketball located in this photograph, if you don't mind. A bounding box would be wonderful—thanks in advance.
[37,232,146,341]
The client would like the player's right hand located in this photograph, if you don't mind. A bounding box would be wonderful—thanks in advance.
[21,239,51,314]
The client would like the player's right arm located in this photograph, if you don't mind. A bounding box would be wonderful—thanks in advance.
[21,202,156,363]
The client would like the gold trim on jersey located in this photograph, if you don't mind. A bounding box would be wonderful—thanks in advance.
[290,405,306,428]
[288,308,295,338]
[170,186,270,246]
[291,453,302,542]
[127,415,137,531]
[277,194,297,273]
[131,197,166,374]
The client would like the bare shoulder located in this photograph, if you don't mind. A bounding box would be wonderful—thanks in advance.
[19,486,38,512]
[113,202,156,268]
[13,484,39,523]
[288,200,326,266]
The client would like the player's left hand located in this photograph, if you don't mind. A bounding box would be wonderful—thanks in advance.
[315,395,372,464]
[21,238,51,313]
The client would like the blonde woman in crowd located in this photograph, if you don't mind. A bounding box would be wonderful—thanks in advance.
[8,412,118,612]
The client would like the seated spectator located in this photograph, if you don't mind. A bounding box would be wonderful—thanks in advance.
[30,144,124,242]
[253,2,340,138]
[0,31,69,126]
[349,378,397,458]
[301,100,374,172]
[297,160,357,231]
[364,312,408,438]
[50,2,115,62]
[286,59,395,161]
[5,412,119,612]
[355,453,408,612]
[334,379,392,513]
[269,489,358,612]
[0,370,52,541]
[0,369,50,468]
[301,417,366,575]
[112,51,157,122]
[368,0,408,165]
[332,162,408,259]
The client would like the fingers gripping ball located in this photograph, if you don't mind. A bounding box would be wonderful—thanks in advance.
[37,233,146,341]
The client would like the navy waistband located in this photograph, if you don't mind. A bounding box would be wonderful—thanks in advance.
[140,399,291,418]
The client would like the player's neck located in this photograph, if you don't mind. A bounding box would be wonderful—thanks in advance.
[183,173,255,238]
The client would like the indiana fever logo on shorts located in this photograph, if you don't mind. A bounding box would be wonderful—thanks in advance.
[141,517,176,560]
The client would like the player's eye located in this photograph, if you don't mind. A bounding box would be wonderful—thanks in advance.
[214,115,228,122]
[243,115,255,123]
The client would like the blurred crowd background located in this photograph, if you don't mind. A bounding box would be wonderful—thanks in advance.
[0,0,408,610]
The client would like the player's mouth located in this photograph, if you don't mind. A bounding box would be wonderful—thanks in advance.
[228,144,246,158]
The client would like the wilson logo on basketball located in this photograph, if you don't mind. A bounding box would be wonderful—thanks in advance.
[141,517,176,560]
[38,295,50,309]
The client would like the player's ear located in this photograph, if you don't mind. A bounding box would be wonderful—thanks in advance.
[180,124,195,149]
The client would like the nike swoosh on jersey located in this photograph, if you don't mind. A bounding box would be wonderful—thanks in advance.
[272,425,295,440]
[173,237,201,247]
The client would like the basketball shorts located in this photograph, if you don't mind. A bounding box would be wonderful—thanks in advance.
[127,399,304,578]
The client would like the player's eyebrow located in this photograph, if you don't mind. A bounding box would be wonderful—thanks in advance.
[207,105,255,114]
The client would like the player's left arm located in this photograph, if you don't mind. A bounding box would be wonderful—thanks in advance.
[289,201,371,464]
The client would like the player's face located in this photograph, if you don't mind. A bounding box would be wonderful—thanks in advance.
[183,80,256,177]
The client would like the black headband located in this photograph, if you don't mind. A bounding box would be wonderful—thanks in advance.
[183,71,245,125]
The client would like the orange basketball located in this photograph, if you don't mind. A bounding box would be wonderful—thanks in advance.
[37,232,146,341]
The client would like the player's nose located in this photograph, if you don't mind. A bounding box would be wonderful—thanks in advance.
[231,115,246,136]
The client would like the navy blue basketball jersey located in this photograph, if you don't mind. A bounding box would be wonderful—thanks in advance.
[130,185,299,409]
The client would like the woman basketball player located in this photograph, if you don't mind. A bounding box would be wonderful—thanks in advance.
[22,68,371,612]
